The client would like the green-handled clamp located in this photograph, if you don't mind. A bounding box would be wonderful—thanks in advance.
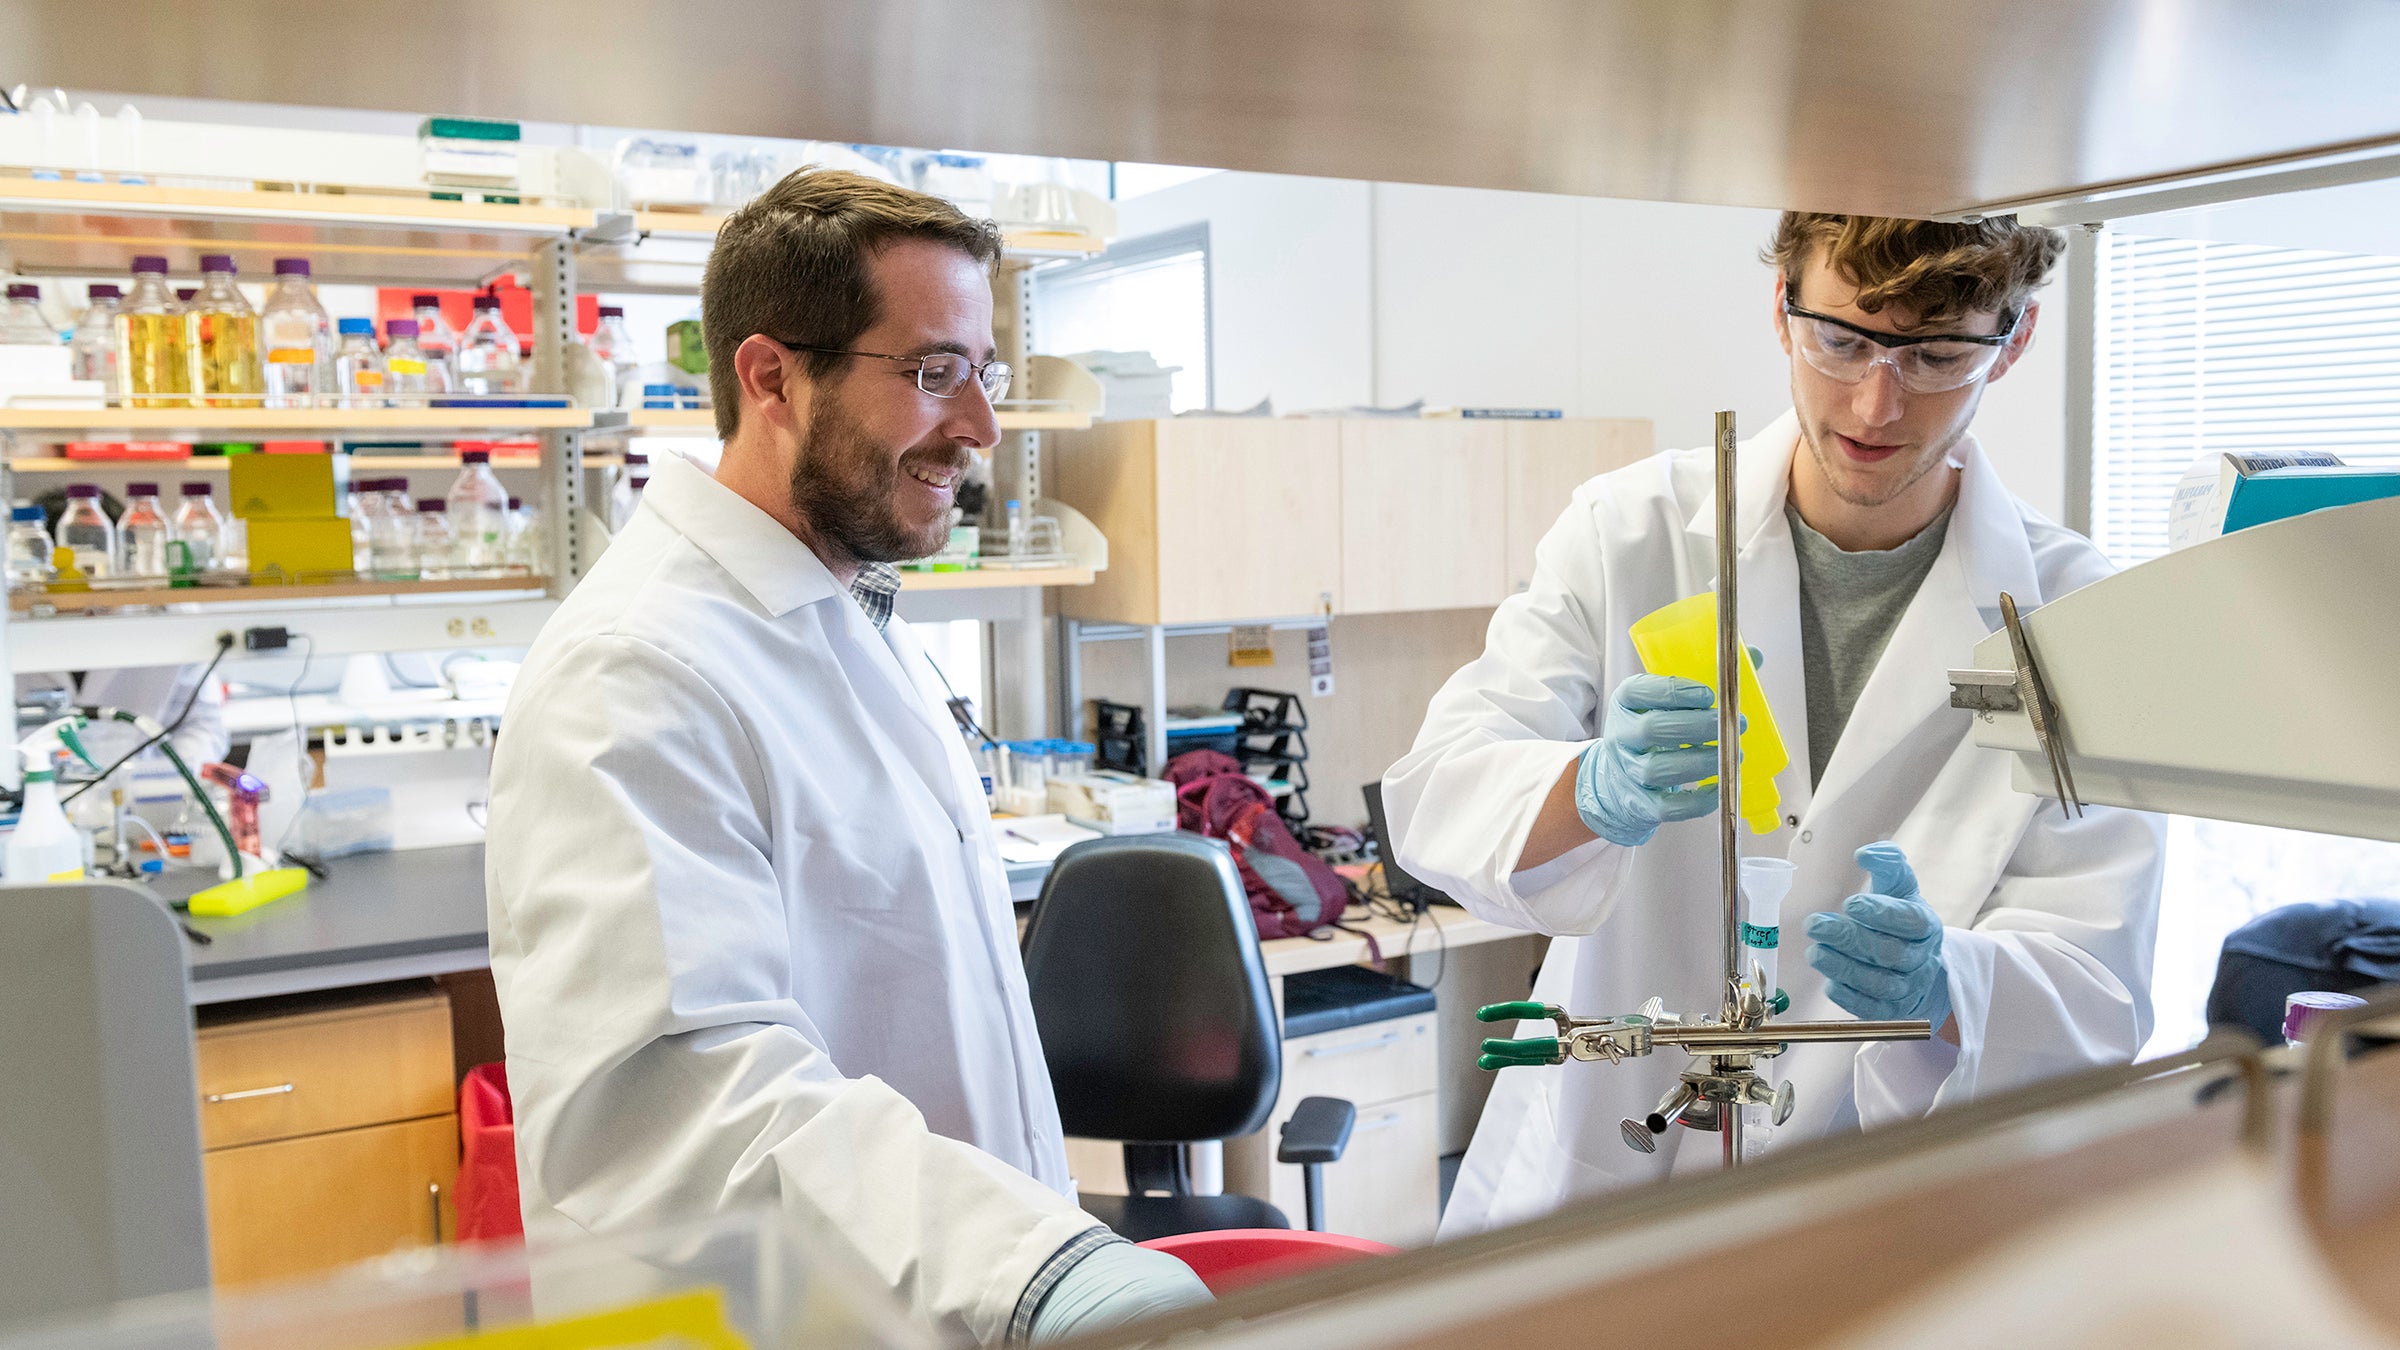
[1477,1035,1565,1071]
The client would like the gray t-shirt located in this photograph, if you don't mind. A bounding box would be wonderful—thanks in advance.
[1787,502,1954,786]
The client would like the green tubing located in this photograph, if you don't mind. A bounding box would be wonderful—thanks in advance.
[1477,1001,1551,1023]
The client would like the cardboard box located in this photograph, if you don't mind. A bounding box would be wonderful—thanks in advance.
[229,453,346,520]
[245,517,355,579]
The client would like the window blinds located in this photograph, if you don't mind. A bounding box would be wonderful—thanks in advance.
[2092,233,2400,565]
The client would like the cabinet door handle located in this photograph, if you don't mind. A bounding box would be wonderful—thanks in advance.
[204,1082,294,1104]
[428,1182,444,1245]
[1303,1030,1401,1058]
[1357,1111,1406,1133]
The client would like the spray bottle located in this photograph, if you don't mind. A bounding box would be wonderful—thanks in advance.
[6,720,102,883]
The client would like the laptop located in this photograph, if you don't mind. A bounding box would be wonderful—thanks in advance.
[1361,781,1452,912]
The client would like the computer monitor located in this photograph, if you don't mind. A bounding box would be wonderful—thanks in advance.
[1361,781,1448,911]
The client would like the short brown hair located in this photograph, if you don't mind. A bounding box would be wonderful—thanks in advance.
[1764,214,2065,329]
[700,168,1004,439]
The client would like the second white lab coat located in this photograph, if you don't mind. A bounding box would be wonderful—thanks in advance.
[1386,412,2164,1236]
[487,458,1100,1345]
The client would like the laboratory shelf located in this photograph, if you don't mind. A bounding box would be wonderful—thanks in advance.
[624,211,1104,258]
[5,593,560,674]
[2,453,624,473]
[10,574,542,615]
[612,407,1089,433]
[0,178,587,287]
[0,406,591,436]
[898,565,1095,592]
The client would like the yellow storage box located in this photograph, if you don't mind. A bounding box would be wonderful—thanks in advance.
[230,453,343,520]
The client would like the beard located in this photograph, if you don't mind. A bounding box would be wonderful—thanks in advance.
[788,388,968,565]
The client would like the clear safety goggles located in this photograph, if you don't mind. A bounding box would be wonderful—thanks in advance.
[1782,299,2017,394]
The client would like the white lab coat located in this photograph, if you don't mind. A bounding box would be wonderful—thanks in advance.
[1387,411,2165,1236]
[487,457,1100,1345]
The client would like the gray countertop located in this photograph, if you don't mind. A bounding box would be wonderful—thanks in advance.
[158,844,1053,1006]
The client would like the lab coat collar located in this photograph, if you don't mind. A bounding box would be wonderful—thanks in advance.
[641,456,844,619]
[1805,428,2042,814]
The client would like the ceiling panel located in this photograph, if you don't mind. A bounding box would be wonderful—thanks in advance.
[6,0,2400,217]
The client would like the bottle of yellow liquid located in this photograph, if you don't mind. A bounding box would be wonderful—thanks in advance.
[184,253,263,407]
[114,256,188,408]
[1627,591,1792,834]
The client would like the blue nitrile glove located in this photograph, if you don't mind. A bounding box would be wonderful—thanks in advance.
[1804,842,1952,1029]
[1027,1237,1213,1343]
[1575,674,1728,847]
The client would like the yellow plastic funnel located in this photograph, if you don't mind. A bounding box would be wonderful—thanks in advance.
[1627,592,1790,835]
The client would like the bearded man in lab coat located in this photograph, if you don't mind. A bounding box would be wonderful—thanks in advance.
[1386,214,2165,1235]
[487,170,1207,1344]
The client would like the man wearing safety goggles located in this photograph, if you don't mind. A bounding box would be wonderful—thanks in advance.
[1390,214,2165,1231]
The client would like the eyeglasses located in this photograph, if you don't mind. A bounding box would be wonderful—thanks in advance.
[777,341,1012,402]
[1781,298,2018,394]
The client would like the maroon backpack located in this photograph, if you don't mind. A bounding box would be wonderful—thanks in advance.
[1163,750,1352,942]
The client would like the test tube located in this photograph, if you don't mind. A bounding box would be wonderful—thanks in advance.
[1739,857,1797,1012]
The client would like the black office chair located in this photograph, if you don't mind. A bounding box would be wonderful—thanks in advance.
[1022,833,1356,1242]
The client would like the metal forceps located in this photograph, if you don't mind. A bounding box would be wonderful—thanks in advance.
[1998,591,2082,819]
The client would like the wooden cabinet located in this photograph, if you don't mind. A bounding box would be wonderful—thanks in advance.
[1502,420,1655,596]
[1052,418,1344,625]
[1223,1010,1442,1247]
[196,988,458,1286]
[1336,421,1508,614]
[1050,418,1651,624]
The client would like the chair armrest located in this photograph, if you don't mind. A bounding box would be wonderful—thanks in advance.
[1277,1096,1356,1165]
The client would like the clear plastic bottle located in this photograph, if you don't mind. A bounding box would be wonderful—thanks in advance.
[346,479,373,573]
[502,495,544,574]
[183,254,263,407]
[610,452,650,530]
[69,283,121,394]
[367,478,416,577]
[115,481,175,578]
[1005,498,1030,556]
[57,484,115,578]
[383,319,432,406]
[0,284,57,343]
[413,497,457,579]
[115,257,188,407]
[7,504,56,585]
[446,448,510,574]
[259,258,334,408]
[333,318,387,406]
[409,294,458,394]
[589,305,639,403]
[455,296,524,397]
[170,482,229,573]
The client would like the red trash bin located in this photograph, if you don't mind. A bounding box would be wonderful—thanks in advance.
[455,1061,523,1244]
[1140,1229,1397,1294]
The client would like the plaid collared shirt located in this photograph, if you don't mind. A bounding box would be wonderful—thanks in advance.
[848,561,902,631]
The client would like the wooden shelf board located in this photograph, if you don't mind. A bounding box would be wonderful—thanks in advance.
[899,566,1095,591]
[12,574,542,615]
[0,407,588,435]
[614,408,1083,434]
[0,178,589,230]
[996,408,1094,431]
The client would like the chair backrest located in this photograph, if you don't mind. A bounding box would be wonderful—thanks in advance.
[0,881,210,1324]
[1022,834,1281,1143]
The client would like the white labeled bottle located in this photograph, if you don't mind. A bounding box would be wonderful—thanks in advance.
[170,481,229,572]
[7,767,86,883]
[446,448,509,574]
[116,481,176,578]
[455,295,525,397]
[0,283,57,344]
[333,317,387,406]
[413,497,457,579]
[259,257,334,408]
[7,505,56,586]
[589,305,639,403]
[410,294,458,395]
[610,452,649,531]
[69,283,121,394]
[56,484,115,578]
[383,319,431,406]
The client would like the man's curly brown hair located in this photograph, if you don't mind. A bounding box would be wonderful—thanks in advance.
[1765,214,2066,329]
